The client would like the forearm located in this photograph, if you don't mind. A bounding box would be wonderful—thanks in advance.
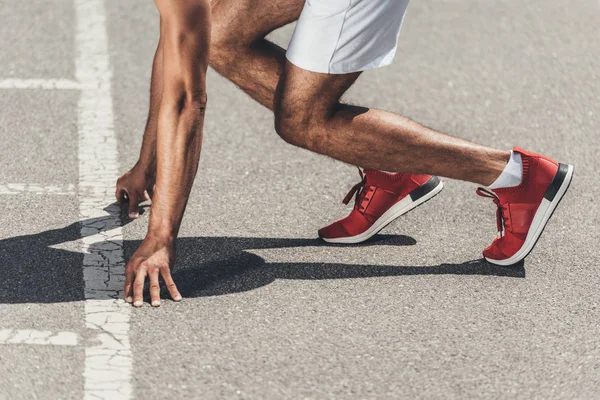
[148,0,211,240]
[149,99,205,239]
[136,20,165,174]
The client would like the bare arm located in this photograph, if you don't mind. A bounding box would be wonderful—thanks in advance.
[115,19,164,217]
[124,0,211,307]
[136,19,164,183]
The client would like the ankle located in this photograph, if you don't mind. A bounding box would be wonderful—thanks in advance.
[480,151,511,186]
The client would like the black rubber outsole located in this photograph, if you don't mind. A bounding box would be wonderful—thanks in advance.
[318,176,444,242]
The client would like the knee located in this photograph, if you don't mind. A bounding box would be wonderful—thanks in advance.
[210,14,234,67]
[210,4,255,70]
[274,98,323,150]
[210,7,247,72]
[274,108,305,148]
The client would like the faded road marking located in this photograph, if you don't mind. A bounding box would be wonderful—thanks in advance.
[0,329,78,346]
[0,78,95,90]
[75,0,133,399]
[0,183,76,195]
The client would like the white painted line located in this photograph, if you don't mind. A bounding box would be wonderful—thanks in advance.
[0,78,96,90]
[0,329,78,346]
[0,183,76,195]
[75,0,133,399]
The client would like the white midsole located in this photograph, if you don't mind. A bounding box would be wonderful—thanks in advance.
[485,164,574,266]
[322,180,444,244]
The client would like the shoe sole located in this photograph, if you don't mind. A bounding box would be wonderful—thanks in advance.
[485,163,574,266]
[320,176,444,244]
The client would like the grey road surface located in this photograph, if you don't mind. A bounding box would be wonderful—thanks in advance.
[1,0,599,399]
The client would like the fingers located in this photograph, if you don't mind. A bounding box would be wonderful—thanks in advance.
[115,185,137,218]
[115,186,128,204]
[124,266,134,303]
[115,180,143,218]
[149,269,161,307]
[133,266,147,307]
[127,261,180,308]
[160,267,182,302]
[127,192,140,219]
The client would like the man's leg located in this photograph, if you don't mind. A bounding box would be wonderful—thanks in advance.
[208,0,506,249]
[272,62,573,265]
[210,0,507,185]
[274,62,509,185]
[211,0,573,265]
[209,0,450,245]
[210,0,304,110]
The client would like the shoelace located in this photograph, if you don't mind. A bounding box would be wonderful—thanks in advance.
[342,168,370,211]
[476,187,507,237]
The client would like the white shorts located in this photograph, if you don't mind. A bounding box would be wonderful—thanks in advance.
[286,0,411,74]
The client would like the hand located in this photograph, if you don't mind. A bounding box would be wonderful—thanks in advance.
[115,163,155,218]
[124,235,182,307]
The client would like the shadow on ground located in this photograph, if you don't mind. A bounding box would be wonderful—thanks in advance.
[0,205,525,304]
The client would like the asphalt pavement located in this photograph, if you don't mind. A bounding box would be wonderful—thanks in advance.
[1,0,599,399]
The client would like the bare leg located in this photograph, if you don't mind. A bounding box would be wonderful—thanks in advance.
[275,63,509,185]
[210,0,304,109]
[211,0,509,185]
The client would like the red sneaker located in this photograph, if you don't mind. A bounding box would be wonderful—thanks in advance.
[477,147,574,266]
[319,169,444,244]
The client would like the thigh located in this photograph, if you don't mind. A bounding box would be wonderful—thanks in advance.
[212,0,305,45]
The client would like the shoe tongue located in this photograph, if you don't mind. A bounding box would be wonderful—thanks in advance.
[490,187,514,203]
[363,169,403,187]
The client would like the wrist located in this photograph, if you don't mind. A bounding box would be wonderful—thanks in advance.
[146,226,177,243]
[148,216,179,242]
